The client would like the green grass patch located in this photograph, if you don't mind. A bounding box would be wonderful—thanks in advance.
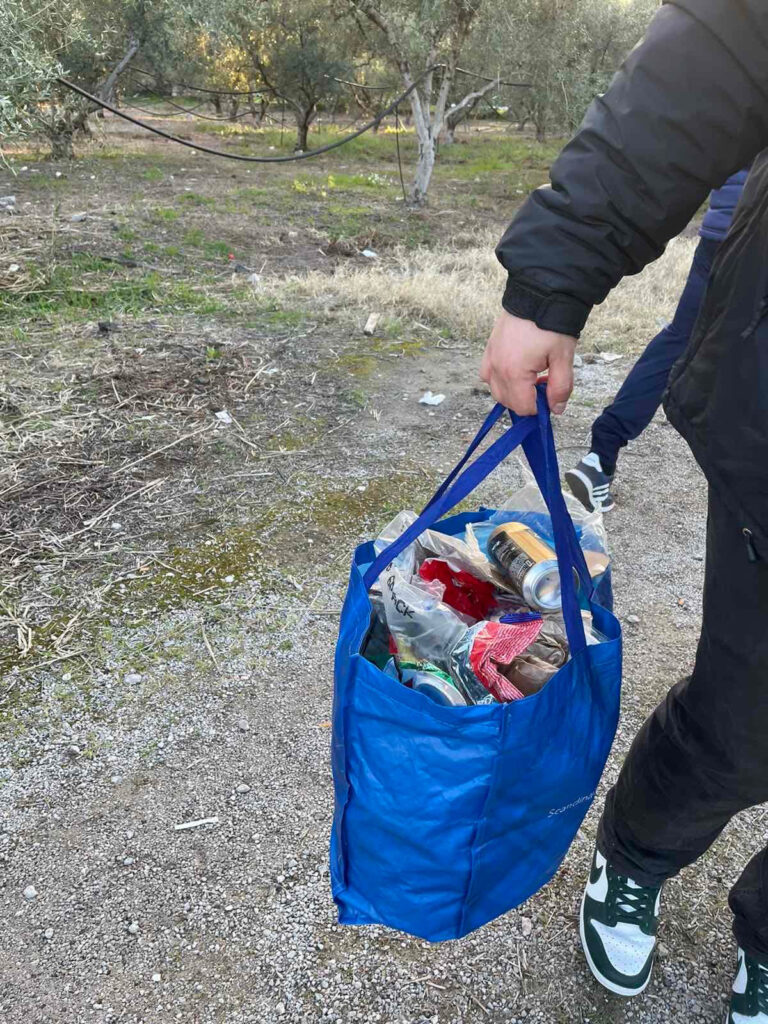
[177,191,216,207]
[150,206,180,223]
[141,166,165,182]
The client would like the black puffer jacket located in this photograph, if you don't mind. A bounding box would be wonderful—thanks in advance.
[496,0,768,551]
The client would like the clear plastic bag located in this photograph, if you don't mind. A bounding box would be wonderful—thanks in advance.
[493,463,609,562]
[379,562,470,671]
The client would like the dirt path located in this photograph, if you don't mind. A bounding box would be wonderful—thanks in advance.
[0,326,752,1024]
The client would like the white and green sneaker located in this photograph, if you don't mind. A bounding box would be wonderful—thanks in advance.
[727,947,768,1022]
[579,847,662,996]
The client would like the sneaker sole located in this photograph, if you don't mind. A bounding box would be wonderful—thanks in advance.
[579,890,654,998]
[565,469,615,513]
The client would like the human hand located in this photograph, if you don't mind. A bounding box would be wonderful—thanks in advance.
[480,311,577,416]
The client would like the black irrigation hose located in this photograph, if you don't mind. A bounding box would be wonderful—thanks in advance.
[129,63,530,99]
[122,97,212,119]
[130,65,258,96]
[130,89,259,123]
[328,68,529,91]
[57,70,433,164]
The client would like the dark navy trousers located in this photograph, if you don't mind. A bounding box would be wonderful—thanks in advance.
[591,237,720,475]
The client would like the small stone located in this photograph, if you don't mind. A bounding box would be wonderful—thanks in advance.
[23,885,38,901]
[110,776,121,784]
[276,1003,286,1015]
[125,673,142,685]
[236,719,250,732]
[361,248,379,260]
[62,672,72,682]
[625,614,640,625]
[67,745,80,757]
[152,972,162,983]
[69,212,87,222]
[123,857,135,866]
[236,783,251,794]
[0,195,16,207]
[658,942,669,957]
[128,922,140,935]
[572,353,583,368]
[44,927,54,940]
[521,916,533,937]
[363,313,380,336]
[223,574,235,583]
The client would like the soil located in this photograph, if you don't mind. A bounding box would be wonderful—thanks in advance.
[0,121,745,1024]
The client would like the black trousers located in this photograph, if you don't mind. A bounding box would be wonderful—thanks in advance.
[598,484,768,961]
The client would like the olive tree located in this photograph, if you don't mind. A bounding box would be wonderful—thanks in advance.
[348,0,495,203]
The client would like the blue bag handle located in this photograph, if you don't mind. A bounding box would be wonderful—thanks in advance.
[419,402,507,516]
[363,385,589,655]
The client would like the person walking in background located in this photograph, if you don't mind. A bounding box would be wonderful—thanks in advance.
[565,169,748,513]
[480,0,768,1019]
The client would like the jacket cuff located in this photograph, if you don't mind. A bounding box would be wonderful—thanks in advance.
[501,276,591,338]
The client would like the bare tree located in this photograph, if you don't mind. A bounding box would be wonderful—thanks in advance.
[349,0,488,203]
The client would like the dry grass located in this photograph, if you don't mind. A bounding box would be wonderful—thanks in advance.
[269,231,697,354]
[0,215,56,296]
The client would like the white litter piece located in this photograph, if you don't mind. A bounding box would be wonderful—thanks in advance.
[8,264,20,274]
[363,313,380,336]
[361,248,379,260]
[600,352,622,363]
[174,817,220,832]
[0,195,16,207]
[248,272,262,286]
[215,410,233,425]
[419,391,446,406]
[69,212,87,222]
[572,353,583,368]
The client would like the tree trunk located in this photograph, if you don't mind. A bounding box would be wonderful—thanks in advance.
[295,111,312,151]
[48,126,75,160]
[98,37,140,118]
[228,98,240,121]
[412,132,436,205]
[212,95,222,115]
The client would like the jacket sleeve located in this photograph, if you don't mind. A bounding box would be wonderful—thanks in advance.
[496,0,768,338]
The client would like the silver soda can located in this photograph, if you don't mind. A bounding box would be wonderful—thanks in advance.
[487,522,563,612]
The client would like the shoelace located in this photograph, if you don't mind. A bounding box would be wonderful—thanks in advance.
[609,876,657,929]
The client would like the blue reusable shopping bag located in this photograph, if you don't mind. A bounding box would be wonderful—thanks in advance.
[330,389,622,942]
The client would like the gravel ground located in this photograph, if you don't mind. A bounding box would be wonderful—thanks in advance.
[0,346,755,1024]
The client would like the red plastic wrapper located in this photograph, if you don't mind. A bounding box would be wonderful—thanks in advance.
[468,618,544,701]
[418,558,497,621]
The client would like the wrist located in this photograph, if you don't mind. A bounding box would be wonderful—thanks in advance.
[502,276,591,339]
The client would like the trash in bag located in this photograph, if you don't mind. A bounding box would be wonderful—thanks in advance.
[418,558,497,620]
[450,617,546,703]
[379,561,470,671]
[383,657,466,706]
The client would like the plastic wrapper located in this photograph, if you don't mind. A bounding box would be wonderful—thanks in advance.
[379,562,470,671]
[372,510,422,577]
[372,510,516,594]
[418,558,497,620]
[450,618,545,703]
